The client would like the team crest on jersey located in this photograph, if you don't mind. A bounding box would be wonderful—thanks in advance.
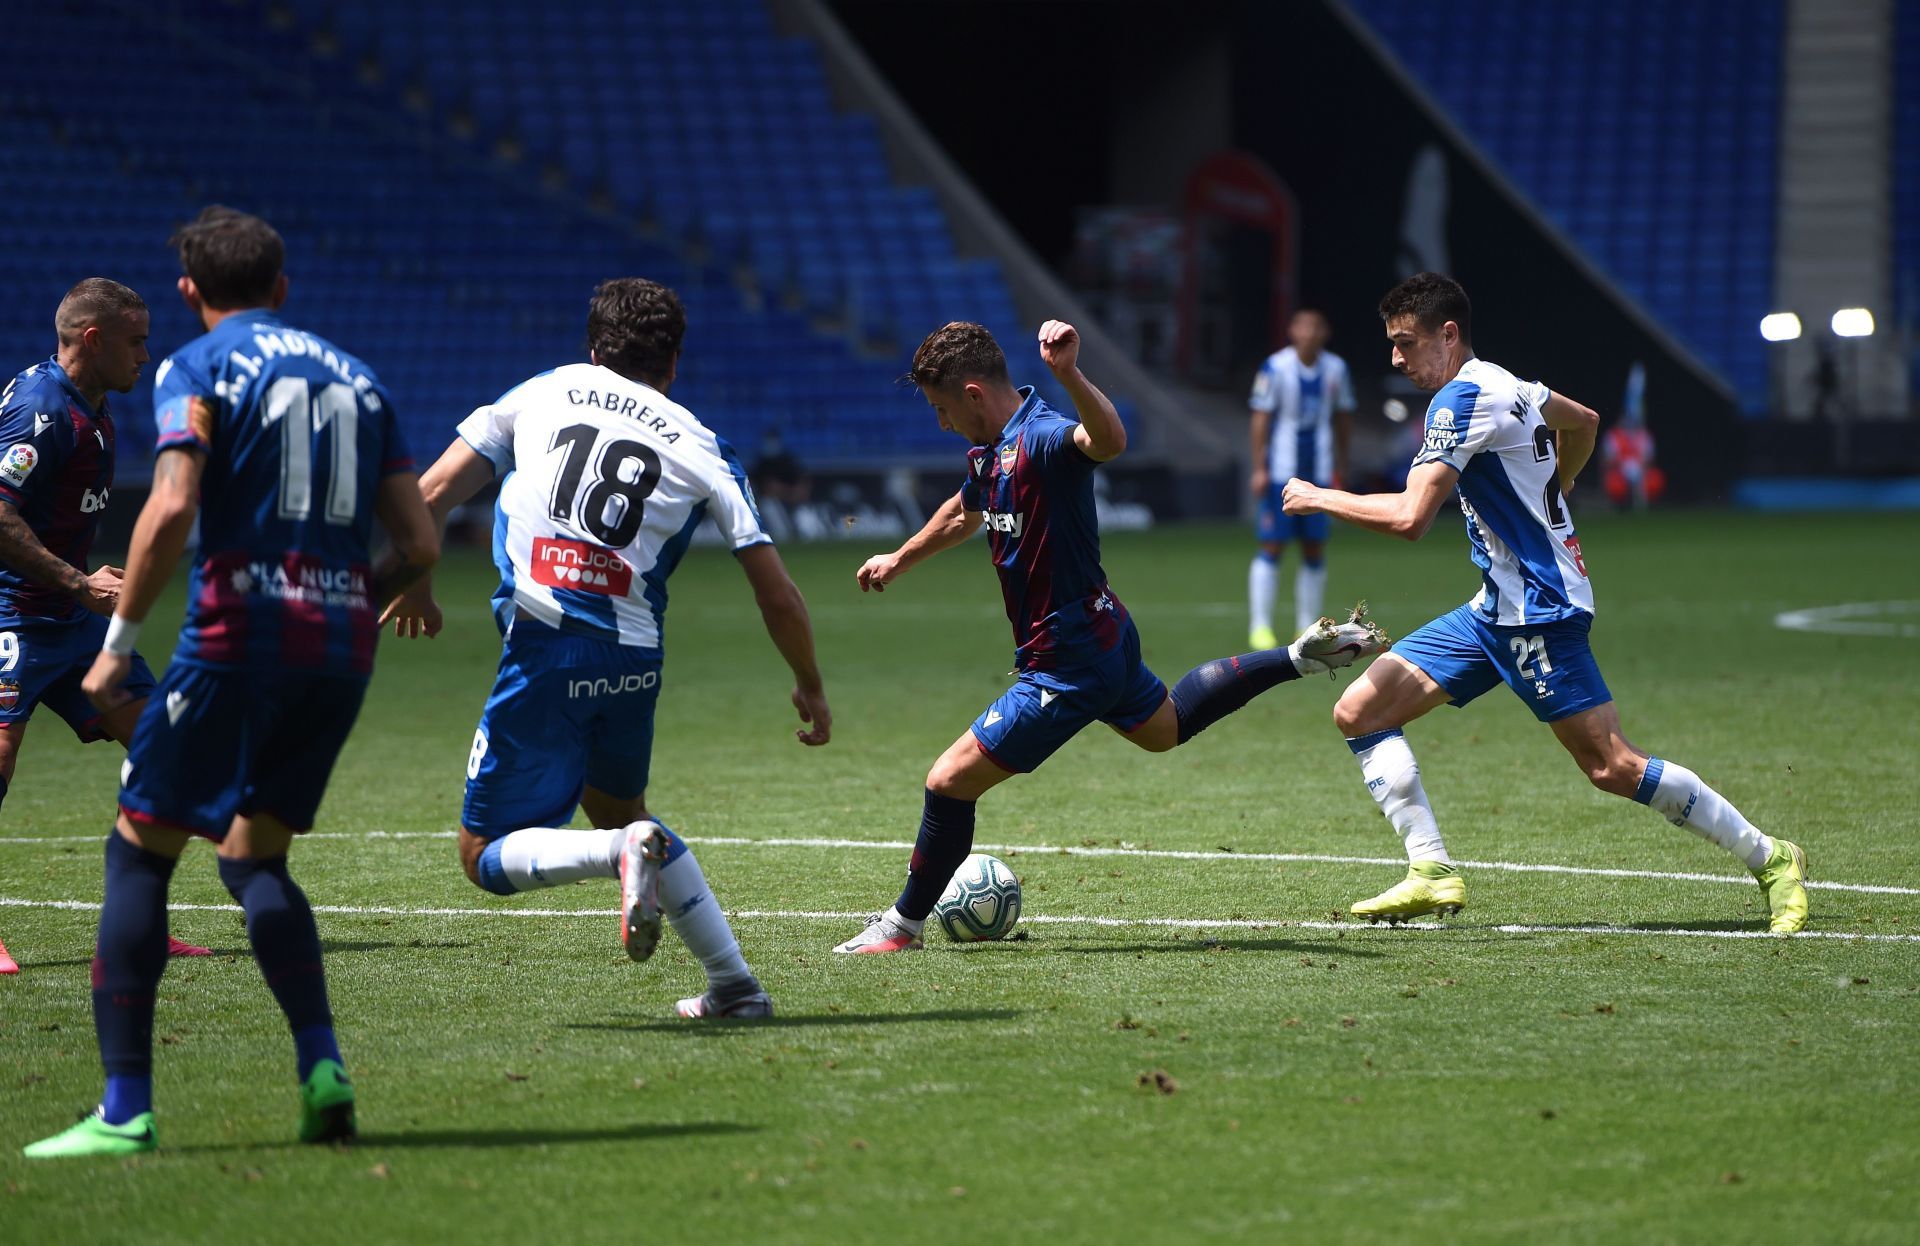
[0,680,19,712]
[998,442,1019,473]
[531,537,633,595]
[0,443,38,487]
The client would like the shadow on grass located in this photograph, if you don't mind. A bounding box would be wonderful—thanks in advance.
[174,1121,755,1155]
[568,1007,1024,1035]
[12,939,472,970]
[1049,938,1388,958]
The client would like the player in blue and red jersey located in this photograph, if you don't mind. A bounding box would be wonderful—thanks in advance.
[0,279,209,971]
[24,208,438,1158]
[833,321,1389,954]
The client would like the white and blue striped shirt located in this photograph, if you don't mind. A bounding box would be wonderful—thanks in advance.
[1413,357,1594,626]
[457,363,769,650]
[1250,347,1354,485]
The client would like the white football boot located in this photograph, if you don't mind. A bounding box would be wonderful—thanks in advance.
[618,821,667,962]
[1288,601,1390,676]
[676,982,775,1019]
[832,909,924,955]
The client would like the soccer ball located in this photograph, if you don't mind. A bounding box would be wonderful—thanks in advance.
[933,853,1022,942]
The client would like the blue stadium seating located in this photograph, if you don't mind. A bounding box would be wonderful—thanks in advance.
[0,0,1058,470]
[1348,0,1783,414]
[1897,0,1920,398]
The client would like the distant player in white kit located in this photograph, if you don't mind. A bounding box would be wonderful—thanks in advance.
[1248,308,1354,648]
[1282,273,1808,932]
[382,278,832,1017]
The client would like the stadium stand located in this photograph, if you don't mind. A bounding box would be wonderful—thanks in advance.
[1347,0,1784,414]
[0,0,1060,469]
[1898,0,1920,399]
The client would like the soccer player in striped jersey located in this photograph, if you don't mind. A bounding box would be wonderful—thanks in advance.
[25,208,439,1158]
[833,321,1386,955]
[1282,273,1807,932]
[0,280,209,970]
[1247,308,1354,647]
[380,278,829,1020]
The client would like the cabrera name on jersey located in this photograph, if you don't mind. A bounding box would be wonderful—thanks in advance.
[458,363,768,650]
[1413,357,1593,626]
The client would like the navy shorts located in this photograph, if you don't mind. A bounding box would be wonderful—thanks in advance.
[1256,484,1332,546]
[119,662,367,838]
[0,614,157,742]
[462,616,663,839]
[971,619,1168,773]
[1390,604,1612,724]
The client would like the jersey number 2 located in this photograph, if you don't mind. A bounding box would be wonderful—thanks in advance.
[547,423,662,547]
[264,376,359,525]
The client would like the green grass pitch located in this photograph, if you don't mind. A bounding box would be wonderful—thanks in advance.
[2,511,1917,1243]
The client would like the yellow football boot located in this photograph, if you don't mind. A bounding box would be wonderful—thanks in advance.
[1351,861,1465,924]
[1753,838,1809,934]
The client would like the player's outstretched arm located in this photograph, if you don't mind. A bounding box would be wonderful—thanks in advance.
[1041,321,1126,462]
[738,543,831,746]
[0,503,119,615]
[855,491,980,592]
[82,447,205,710]
[1542,392,1600,489]
[1282,461,1457,542]
[376,440,491,636]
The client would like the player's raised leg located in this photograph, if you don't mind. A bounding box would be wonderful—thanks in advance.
[1333,650,1465,923]
[23,819,186,1158]
[1550,703,1808,933]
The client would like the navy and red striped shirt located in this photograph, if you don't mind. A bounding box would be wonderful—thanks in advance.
[152,312,414,678]
[959,388,1129,672]
[0,359,118,628]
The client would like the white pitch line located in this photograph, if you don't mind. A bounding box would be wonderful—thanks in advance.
[2,831,1911,898]
[3,896,1918,943]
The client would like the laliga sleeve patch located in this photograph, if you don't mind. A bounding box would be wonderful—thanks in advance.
[0,443,39,487]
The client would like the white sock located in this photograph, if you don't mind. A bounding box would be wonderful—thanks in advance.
[1637,758,1773,870]
[1249,554,1277,635]
[659,842,755,989]
[493,827,622,891]
[1295,562,1328,633]
[1349,731,1449,863]
[887,904,925,935]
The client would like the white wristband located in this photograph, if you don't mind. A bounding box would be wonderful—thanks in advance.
[102,615,142,656]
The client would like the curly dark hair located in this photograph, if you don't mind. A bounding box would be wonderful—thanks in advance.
[906,321,1009,392]
[169,205,285,310]
[1378,272,1472,343]
[586,278,686,385]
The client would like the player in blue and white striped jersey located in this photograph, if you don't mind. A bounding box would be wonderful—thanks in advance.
[381,278,832,1019]
[1247,309,1354,647]
[1282,273,1808,933]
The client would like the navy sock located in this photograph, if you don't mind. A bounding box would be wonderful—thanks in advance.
[92,833,176,1124]
[894,789,977,922]
[217,856,339,1081]
[1170,648,1301,744]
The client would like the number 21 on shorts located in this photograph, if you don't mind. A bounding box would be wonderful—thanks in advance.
[1509,634,1553,680]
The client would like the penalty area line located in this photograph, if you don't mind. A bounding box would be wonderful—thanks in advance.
[2,896,1917,943]
[2,831,1911,898]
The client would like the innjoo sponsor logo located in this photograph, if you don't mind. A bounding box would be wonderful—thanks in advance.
[531,537,633,595]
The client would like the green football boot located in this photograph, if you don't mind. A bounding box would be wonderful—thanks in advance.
[1753,838,1809,934]
[1351,861,1466,924]
[299,1059,357,1144]
[23,1110,157,1159]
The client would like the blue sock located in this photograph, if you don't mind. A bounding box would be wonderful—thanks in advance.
[894,789,976,922]
[475,839,517,895]
[1170,648,1301,744]
[93,833,176,1124]
[217,856,340,1081]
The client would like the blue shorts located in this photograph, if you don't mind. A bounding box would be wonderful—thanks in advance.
[462,616,663,839]
[119,662,366,838]
[1256,485,1332,546]
[0,615,157,742]
[1391,604,1612,724]
[971,619,1168,773]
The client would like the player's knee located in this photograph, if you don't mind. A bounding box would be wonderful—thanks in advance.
[1332,689,1371,738]
[1581,757,1639,797]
